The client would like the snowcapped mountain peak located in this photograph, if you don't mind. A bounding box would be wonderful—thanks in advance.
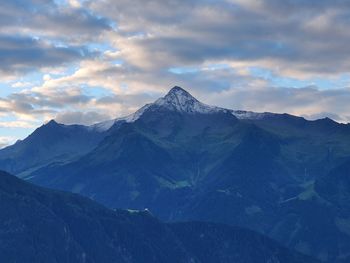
[91,86,270,131]
[91,87,224,131]
[154,86,224,114]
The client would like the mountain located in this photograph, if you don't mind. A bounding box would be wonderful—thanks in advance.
[0,170,317,263]
[92,86,271,130]
[0,120,106,177]
[2,86,350,262]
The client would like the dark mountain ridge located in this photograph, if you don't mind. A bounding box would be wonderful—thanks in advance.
[0,170,318,263]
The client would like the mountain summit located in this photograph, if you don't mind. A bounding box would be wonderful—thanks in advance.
[93,86,227,131]
[94,86,267,131]
[153,86,224,114]
[151,86,271,119]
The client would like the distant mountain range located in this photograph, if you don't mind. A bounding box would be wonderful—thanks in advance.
[0,120,106,178]
[1,86,350,262]
[0,170,317,263]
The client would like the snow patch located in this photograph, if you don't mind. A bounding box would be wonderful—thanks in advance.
[231,110,270,120]
[91,119,116,132]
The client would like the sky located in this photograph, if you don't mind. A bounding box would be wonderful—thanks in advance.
[1,0,350,147]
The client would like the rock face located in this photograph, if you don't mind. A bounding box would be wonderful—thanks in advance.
[1,86,350,262]
[0,170,317,263]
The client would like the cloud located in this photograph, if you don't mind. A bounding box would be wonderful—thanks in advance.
[88,0,350,77]
[0,35,95,76]
[55,111,112,125]
[11,81,33,88]
[0,0,111,77]
[204,85,350,123]
[0,0,111,39]
[0,136,16,148]
[7,88,91,111]
[0,121,36,128]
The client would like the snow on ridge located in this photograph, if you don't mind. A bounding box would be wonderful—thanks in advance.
[90,119,116,132]
[123,104,152,122]
[231,110,270,120]
[90,104,152,132]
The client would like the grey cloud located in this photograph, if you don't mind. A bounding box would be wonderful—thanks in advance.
[0,0,111,37]
[260,0,350,13]
[55,111,112,125]
[3,88,93,116]
[89,0,350,75]
[28,8,112,39]
[12,101,34,112]
[96,95,123,105]
[3,0,350,76]
[0,35,94,75]
[96,93,156,106]
[87,0,200,30]
[0,0,111,76]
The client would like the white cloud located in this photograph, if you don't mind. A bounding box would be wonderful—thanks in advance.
[11,81,33,88]
[0,121,36,128]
